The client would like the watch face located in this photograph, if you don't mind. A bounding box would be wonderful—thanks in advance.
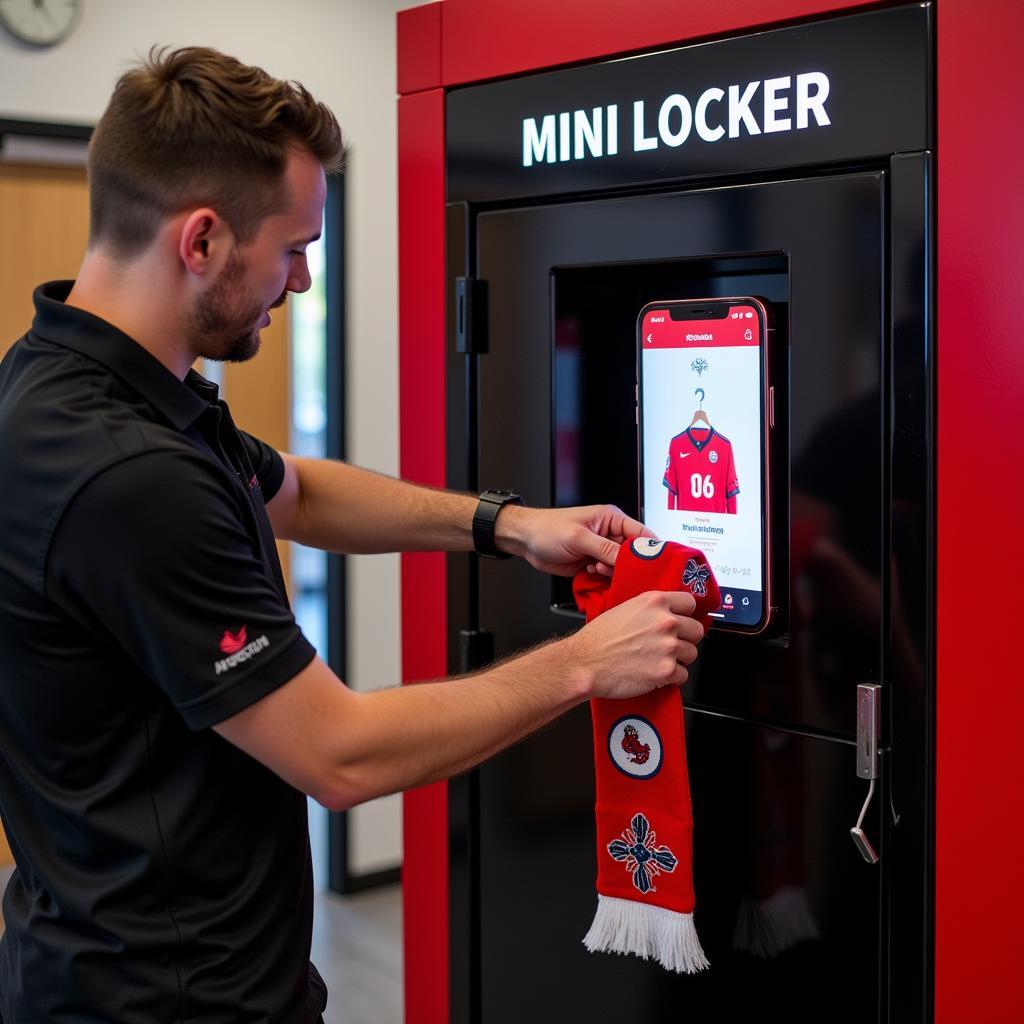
[0,0,80,47]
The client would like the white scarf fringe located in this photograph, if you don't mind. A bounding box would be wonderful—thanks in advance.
[582,894,709,974]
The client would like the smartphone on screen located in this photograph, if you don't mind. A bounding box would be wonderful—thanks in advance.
[637,297,773,633]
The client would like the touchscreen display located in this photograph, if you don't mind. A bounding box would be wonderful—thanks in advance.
[638,300,768,629]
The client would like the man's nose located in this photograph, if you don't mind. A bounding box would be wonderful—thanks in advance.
[288,256,312,293]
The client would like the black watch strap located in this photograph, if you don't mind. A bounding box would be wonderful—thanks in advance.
[472,490,525,559]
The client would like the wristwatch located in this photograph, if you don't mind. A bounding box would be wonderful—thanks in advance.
[472,489,525,559]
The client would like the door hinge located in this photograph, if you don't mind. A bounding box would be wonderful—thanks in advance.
[455,277,489,355]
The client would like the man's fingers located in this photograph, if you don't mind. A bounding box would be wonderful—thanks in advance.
[665,591,697,616]
[565,506,658,575]
[678,616,705,644]
[573,527,620,569]
[616,512,655,540]
[676,639,700,666]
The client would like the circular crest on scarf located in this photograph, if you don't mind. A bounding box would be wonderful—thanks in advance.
[630,537,666,560]
[608,716,663,779]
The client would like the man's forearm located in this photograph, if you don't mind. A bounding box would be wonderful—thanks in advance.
[283,454,532,556]
[285,455,475,553]
[320,638,591,809]
[213,590,701,811]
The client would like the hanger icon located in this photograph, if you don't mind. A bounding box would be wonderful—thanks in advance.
[689,387,711,429]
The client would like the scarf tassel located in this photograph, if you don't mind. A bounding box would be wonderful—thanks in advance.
[583,894,710,974]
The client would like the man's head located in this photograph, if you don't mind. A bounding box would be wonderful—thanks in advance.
[86,46,344,362]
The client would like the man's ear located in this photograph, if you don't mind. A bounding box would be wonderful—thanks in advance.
[178,208,231,276]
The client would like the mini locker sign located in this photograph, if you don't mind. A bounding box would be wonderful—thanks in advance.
[521,72,832,167]
[446,4,931,203]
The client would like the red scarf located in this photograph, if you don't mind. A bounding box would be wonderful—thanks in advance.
[573,537,721,973]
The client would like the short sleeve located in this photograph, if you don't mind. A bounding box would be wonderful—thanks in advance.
[725,444,740,513]
[46,450,316,730]
[238,429,286,502]
[663,442,678,509]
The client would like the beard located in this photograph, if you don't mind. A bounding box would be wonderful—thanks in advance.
[190,247,286,364]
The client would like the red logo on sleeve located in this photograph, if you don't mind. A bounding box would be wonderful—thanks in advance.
[219,626,248,655]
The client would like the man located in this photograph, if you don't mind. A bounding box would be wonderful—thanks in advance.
[0,48,705,1022]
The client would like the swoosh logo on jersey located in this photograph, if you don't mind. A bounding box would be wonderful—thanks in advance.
[679,452,692,458]
[219,626,248,655]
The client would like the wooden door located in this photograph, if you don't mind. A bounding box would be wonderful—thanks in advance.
[0,163,90,358]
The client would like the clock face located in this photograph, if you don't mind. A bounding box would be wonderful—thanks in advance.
[0,0,80,47]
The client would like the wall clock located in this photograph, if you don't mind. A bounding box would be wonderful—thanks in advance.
[0,0,81,48]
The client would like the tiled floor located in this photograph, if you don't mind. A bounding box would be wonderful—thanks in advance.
[312,883,403,1024]
[308,801,404,1023]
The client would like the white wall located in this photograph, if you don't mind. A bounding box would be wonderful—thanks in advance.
[0,0,405,874]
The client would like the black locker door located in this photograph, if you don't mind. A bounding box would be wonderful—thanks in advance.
[449,169,928,1023]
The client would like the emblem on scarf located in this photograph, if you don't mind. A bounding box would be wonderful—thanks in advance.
[682,558,711,597]
[608,715,663,778]
[608,812,678,895]
[621,724,650,765]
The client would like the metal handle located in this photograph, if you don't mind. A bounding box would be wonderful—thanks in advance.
[850,780,879,864]
[850,683,881,864]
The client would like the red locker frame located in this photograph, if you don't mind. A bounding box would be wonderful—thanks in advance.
[396,2,1024,1022]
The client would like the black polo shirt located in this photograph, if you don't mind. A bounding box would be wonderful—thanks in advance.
[0,283,325,1022]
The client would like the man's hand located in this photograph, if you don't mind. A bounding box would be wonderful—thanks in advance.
[565,590,704,700]
[496,503,654,577]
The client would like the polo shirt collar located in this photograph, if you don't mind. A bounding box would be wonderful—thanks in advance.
[30,280,217,430]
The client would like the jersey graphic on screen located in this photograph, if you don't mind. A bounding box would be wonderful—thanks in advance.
[663,427,740,514]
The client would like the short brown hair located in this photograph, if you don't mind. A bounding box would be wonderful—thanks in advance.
[87,46,345,257]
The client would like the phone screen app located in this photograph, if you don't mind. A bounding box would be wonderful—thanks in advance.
[639,303,765,627]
